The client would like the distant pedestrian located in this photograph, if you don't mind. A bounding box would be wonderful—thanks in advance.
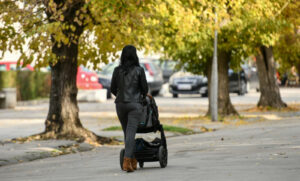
[111,45,148,172]
[286,66,299,86]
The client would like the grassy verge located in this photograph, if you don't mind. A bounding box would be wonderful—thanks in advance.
[103,126,122,131]
[162,125,194,134]
[243,105,300,112]
[103,125,194,135]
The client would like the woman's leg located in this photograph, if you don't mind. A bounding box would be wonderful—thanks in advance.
[124,104,142,158]
[116,103,128,140]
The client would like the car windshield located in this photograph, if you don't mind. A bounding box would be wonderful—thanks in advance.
[151,59,176,70]
[0,64,6,71]
[152,59,162,68]
[150,63,159,73]
[9,64,17,70]
[80,66,92,72]
[100,62,118,75]
[164,61,176,70]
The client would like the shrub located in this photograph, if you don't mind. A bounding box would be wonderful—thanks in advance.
[16,71,51,101]
[0,71,51,101]
[0,71,17,90]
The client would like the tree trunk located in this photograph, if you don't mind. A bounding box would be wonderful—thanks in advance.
[12,0,114,145]
[35,41,111,144]
[256,46,287,108]
[217,51,238,115]
[206,51,238,116]
[45,42,82,138]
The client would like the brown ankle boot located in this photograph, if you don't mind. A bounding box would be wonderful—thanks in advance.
[131,158,137,170]
[123,157,134,172]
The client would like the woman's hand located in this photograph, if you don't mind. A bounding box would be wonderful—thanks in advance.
[147,93,153,99]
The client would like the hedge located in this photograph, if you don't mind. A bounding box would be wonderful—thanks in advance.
[0,71,51,101]
[0,71,17,89]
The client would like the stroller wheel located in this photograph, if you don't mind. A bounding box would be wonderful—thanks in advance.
[139,161,144,168]
[120,149,125,170]
[158,146,168,168]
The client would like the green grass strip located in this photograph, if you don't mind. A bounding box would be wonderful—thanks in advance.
[103,126,122,131]
[163,125,194,134]
[103,125,194,134]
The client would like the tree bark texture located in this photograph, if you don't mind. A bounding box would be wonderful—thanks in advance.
[256,46,287,108]
[206,59,212,116]
[206,51,238,116]
[217,51,238,115]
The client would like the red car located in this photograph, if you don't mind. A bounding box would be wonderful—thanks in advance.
[0,62,101,90]
[0,61,34,71]
[77,66,102,89]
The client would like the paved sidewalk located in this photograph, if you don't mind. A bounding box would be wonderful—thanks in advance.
[0,117,299,181]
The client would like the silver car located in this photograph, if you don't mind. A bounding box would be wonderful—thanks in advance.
[98,59,163,97]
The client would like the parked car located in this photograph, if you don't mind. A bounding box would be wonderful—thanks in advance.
[228,69,248,95]
[153,60,176,83]
[140,59,164,96]
[97,59,163,98]
[169,72,207,98]
[77,66,102,90]
[0,61,34,71]
[97,63,115,98]
[169,68,248,98]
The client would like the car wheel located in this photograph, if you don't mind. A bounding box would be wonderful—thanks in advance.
[151,90,160,97]
[201,93,208,97]
[172,93,178,98]
[139,162,144,168]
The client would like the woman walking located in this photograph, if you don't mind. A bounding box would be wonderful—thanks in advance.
[111,45,148,172]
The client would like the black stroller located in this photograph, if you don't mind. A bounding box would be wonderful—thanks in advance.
[120,96,168,169]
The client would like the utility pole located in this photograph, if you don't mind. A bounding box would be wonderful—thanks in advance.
[210,10,218,122]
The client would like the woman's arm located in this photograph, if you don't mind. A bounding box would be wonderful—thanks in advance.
[140,68,149,97]
[110,68,118,96]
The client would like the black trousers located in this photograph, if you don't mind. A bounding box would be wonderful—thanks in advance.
[116,102,143,158]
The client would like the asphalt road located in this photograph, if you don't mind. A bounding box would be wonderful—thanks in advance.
[0,117,299,181]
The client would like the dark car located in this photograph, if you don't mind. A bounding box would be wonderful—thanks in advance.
[169,72,208,98]
[228,69,248,95]
[169,69,248,98]
[153,60,176,83]
[98,60,163,98]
